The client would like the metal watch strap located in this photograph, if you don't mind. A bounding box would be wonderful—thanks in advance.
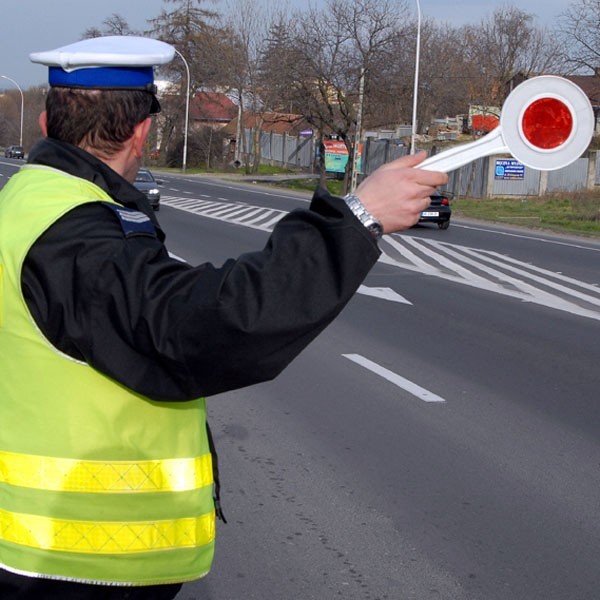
[343,193,384,241]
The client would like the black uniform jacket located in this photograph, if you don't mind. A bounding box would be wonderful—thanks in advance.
[19,138,381,401]
[2,140,381,597]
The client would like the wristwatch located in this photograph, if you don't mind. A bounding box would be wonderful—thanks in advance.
[343,193,384,241]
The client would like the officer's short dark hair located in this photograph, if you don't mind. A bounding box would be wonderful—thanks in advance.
[45,87,153,158]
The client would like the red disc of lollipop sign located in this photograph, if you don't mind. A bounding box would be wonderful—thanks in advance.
[419,76,595,173]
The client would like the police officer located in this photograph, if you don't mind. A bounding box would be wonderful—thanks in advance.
[0,36,446,599]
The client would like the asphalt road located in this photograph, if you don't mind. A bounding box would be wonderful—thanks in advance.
[1,161,599,599]
[151,172,600,600]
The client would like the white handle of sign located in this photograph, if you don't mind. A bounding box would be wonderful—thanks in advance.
[418,127,508,173]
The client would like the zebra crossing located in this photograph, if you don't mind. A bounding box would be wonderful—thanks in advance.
[162,194,600,321]
[162,195,286,231]
[379,236,600,321]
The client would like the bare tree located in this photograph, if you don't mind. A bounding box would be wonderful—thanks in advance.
[258,15,298,114]
[223,0,274,174]
[72,0,574,174]
[376,18,474,139]
[416,23,478,125]
[459,5,562,109]
[82,13,134,39]
[147,0,231,165]
[148,0,223,90]
[267,0,403,191]
[81,26,103,39]
[103,14,133,35]
[558,0,600,74]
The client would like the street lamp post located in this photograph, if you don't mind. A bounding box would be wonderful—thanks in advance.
[174,50,190,174]
[1,75,24,148]
[350,66,366,192]
[410,0,421,155]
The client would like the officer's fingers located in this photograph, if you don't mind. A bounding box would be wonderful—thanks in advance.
[376,153,447,188]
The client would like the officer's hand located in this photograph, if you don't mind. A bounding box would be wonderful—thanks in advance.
[355,152,448,234]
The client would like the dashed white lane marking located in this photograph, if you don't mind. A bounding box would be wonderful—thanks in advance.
[357,286,412,304]
[343,354,447,403]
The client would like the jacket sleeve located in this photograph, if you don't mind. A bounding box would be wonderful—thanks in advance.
[22,188,381,401]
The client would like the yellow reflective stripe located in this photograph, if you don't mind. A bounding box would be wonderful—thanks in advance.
[0,263,3,327]
[0,508,215,554]
[0,451,213,493]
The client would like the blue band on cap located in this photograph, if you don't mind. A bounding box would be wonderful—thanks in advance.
[49,66,154,89]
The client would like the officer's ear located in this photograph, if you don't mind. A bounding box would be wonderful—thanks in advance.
[132,117,152,159]
[39,111,48,137]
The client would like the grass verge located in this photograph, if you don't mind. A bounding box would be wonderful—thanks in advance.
[273,181,600,237]
[452,190,600,237]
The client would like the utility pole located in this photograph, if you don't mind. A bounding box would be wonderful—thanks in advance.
[410,0,421,155]
[350,66,366,192]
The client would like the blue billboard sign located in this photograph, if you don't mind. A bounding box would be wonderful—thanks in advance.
[495,159,525,180]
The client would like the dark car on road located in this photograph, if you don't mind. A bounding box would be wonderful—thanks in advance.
[134,168,161,211]
[5,145,24,159]
[418,190,452,229]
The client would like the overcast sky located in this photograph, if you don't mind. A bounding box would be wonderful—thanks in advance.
[1,0,569,90]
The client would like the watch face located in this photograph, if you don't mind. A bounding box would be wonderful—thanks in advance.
[367,221,383,240]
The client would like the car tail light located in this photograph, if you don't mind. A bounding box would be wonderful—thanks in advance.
[441,198,449,206]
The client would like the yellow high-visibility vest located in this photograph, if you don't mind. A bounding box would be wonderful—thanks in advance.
[0,165,215,585]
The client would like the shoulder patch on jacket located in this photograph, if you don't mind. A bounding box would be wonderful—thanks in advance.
[101,202,157,238]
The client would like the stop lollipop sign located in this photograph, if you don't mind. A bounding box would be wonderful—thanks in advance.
[419,76,594,173]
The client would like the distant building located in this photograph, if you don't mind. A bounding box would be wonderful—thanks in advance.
[468,104,501,134]
[563,73,600,135]
[190,92,238,130]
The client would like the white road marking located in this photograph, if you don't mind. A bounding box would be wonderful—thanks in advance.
[357,286,412,304]
[161,194,600,321]
[380,236,600,321]
[453,223,600,252]
[261,213,286,230]
[343,354,447,403]
[163,195,288,232]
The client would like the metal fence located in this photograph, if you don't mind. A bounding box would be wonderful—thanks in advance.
[243,128,314,169]
[243,127,599,197]
[362,138,599,198]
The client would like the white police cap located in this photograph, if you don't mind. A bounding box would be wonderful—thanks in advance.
[30,36,175,113]
[30,36,175,71]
